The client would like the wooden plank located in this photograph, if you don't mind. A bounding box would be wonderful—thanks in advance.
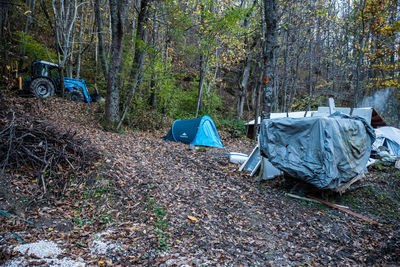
[307,195,378,225]
[328,97,336,114]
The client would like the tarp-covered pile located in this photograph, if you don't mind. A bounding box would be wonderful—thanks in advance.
[259,112,375,189]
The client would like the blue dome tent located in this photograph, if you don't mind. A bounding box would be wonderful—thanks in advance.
[164,115,225,148]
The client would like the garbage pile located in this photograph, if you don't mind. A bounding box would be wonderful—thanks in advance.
[372,126,400,163]
[259,112,376,190]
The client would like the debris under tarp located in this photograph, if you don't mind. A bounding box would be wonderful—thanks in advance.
[373,126,400,158]
[239,145,282,180]
[259,112,376,190]
[226,152,248,164]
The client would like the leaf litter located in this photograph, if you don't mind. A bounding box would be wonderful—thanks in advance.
[0,94,399,266]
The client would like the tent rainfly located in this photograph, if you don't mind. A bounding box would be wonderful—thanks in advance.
[164,115,225,148]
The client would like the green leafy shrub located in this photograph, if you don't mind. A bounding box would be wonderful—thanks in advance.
[15,31,57,68]
[122,51,223,130]
[217,119,246,136]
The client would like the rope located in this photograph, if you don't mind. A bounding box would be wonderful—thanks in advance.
[0,210,41,231]
[12,233,27,244]
[0,209,42,244]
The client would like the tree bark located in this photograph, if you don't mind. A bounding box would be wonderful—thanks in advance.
[261,0,277,120]
[253,64,263,140]
[238,55,252,119]
[281,26,289,112]
[105,0,128,123]
[53,8,65,96]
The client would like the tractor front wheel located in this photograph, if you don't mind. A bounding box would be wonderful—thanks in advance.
[30,78,55,99]
[68,91,84,102]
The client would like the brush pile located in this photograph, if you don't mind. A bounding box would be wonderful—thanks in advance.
[0,93,99,196]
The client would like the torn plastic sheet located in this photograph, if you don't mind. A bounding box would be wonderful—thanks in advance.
[226,152,248,164]
[373,126,400,158]
[259,112,375,189]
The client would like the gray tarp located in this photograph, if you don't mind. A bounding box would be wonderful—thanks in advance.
[259,112,376,189]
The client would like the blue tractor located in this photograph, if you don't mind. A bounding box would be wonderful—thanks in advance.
[23,60,95,102]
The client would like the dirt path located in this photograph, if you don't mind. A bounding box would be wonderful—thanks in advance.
[1,97,399,266]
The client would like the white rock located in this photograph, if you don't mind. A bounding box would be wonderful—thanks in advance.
[14,240,63,258]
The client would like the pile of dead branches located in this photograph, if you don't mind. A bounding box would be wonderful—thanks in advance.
[0,94,99,196]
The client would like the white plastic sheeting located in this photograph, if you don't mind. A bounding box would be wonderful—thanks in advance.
[373,127,400,158]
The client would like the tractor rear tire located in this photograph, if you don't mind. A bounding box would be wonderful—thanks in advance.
[90,93,103,102]
[30,78,55,99]
[68,91,84,102]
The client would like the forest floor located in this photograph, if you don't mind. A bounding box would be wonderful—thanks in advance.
[1,95,400,266]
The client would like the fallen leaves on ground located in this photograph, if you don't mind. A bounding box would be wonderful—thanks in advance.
[0,94,399,266]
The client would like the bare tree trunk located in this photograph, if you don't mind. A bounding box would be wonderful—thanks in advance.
[105,0,128,123]
[253,64,263,140]
[66,28,75,77]
[53,10,65,96]
[149,7,158,109]
[305,37,313,116]
[272,53,279,112]
[351,0,366,115]
[94,34,99,93]
[52,0,82,96]
[237,0,257,119]
[95,0,108,78]
[287,56,300,112]
[261,0,277,120]
[238,55,252,119]
[281,27,289,112]
[117,0,151,130]
[195,51,208,117]
[206,47,219,96]
[195,2,207,118]
[75,2,84,78]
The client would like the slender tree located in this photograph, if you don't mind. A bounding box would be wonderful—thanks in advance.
[94,0,108,78]
[105,0,128,123]
[52,0,83,96]
[261,0,277,120]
